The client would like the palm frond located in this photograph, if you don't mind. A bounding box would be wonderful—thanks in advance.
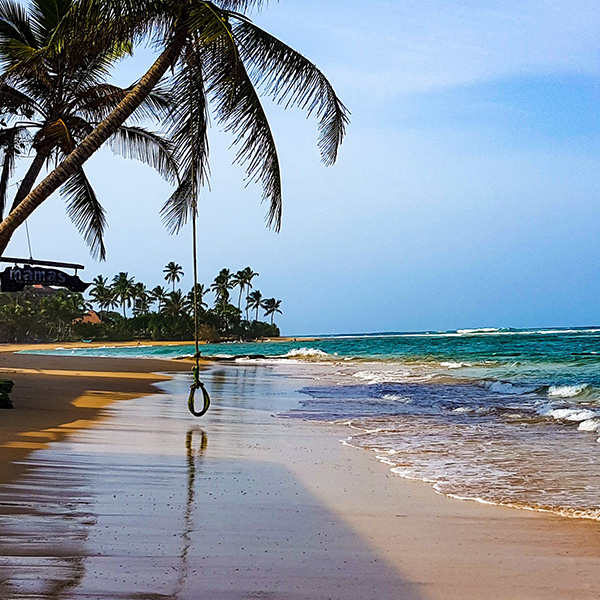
[0,83,38,118]
[70,82,172,122]
[161,41,210,234]
[30,0,73,45]
[216,0,271,12]
[0,0,38,48]
[108,124,178,184]
[0,125,18,217]
[203,31,282,230]
[232,19,349,165]
[62,167,107,260]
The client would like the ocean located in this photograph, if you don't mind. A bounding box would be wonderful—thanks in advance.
[22,326,600,521]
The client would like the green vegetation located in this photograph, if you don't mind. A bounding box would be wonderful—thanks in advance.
[0,263,282,343]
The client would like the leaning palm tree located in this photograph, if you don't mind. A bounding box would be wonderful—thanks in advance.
[111,271,134,317]
[0,0,348,257]
[262,297,282,325]
[0,0,177,259]
[163,261,183,292]
[246,289,263,323]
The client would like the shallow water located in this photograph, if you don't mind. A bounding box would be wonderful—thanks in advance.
[0,365,414,600]
[21,328,600,521]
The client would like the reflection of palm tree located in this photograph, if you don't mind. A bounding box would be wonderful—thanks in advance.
[163,262,183,292]
[262,298,282,325]
[176,428,208,596]
[246,290,263,322]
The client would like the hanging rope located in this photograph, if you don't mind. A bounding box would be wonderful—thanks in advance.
[187,201,210,417]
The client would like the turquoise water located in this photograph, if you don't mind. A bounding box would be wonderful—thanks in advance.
[21,326,600,520]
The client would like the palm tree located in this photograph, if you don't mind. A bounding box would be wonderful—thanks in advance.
[246,290,263,323]
[211,268,233,304]
[162,290,188,318]
[151,285,168,311]
[89,275,117,315]
[111,272,134,317]
[0,0,177,259]
[262,297,282,325]
[186,283,207,314]
[232,266,258,314]
[0,0,348,257]
[163,262,184,292]
[132,282,151,315]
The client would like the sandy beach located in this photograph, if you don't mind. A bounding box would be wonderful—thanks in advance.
[1,349,600,599]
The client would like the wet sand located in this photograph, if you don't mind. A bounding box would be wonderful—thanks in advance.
[0,353,599,599]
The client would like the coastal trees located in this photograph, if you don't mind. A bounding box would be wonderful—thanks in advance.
[112,272,134,317]
[233,267,258,314]
[211,269,233,304]
[0,0,348,258]
[163,262,183,292]
[262,298,282,325]
[246,290,263,322]
[0,263,281,342]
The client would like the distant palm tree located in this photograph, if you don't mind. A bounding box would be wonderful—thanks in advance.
[112,272,135,318]
[89,275,116,314]
[151,285,168,312]
[162,290,187,318]
[246,290,263,323]
[211,269,233,304]
[132,282,151,315]
[186,283,207,314]
[233,267,259,316]
[262,298,282,325]
[163,262,183,292]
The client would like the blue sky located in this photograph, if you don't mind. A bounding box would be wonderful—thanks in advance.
[6,0,600,334]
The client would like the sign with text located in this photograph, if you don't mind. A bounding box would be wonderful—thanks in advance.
[0,266,90,293]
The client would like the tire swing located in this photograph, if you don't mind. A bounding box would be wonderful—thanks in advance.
[187,204,210,418]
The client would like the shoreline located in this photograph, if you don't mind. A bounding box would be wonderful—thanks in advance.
[1,352,599,598]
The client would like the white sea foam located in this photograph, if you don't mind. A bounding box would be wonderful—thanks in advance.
[548,384,589,398]
[440,361,468,369]
[452,407,474,413]
[578,419,600,432]
[283,348,330,358]
[381,393,411,402]
[538,407,597,422]
[456,328,500,334]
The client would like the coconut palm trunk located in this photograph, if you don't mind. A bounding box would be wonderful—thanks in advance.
[9,147,52,213]
[0,33,185,255]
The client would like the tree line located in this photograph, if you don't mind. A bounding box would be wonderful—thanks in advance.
[0,263,282,343]
[85,263,282,341]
